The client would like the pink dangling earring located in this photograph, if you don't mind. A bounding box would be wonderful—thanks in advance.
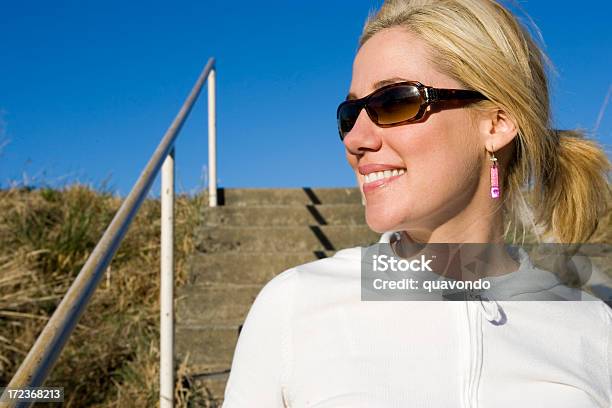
[489,147,500,199]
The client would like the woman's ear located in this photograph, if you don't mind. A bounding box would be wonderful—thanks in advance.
[477,108,518,151]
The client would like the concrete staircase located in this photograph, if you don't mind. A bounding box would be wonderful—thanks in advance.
[176,188,379,406]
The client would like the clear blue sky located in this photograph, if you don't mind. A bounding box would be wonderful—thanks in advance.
[1,1,610,196]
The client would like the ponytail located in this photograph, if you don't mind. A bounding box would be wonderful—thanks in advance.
[533,130,610,243]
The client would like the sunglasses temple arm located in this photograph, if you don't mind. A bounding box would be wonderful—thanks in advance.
[428,88,487,102]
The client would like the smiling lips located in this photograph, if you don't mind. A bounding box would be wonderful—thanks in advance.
[364,168,406,183]
[359,164,407,193]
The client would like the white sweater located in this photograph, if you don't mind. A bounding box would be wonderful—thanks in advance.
[222,235,611,407]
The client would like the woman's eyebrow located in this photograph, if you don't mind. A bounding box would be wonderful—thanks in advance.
[346,76,409,100]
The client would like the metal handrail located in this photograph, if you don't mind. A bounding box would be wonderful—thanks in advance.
[2,58,217,408]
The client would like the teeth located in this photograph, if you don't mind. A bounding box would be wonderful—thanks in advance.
[364,169,405,183]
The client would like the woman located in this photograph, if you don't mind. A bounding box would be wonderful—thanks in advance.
[223,0,611,406]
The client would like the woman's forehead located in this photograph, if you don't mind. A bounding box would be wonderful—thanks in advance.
[349,27,456,97]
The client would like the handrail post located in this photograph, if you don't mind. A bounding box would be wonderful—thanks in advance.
[160,147,175,408]
[208,67,217,207]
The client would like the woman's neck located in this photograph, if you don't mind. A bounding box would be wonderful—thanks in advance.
[392,210,520,279]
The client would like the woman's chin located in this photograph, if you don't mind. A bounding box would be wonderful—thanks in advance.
[364,208,406,234]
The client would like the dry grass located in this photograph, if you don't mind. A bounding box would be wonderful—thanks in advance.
[0,185,207,407]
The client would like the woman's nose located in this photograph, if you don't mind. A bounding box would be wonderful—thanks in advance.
[342,109,383,155]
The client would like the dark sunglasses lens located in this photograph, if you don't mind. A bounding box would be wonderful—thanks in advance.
[337,102,363,140]
[368,85,421,125]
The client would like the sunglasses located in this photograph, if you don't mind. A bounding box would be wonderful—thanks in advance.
[336,81,488,140]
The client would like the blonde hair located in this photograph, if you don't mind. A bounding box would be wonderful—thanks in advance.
[360,0,610,243]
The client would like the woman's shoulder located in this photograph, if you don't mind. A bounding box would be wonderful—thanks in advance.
[287,246,363,283]
[252,246,365,306]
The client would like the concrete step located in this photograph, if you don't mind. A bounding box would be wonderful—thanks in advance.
[190,372,228,407]
[188,251,336,285]
[201,187,362,206]
[201,204,366,226]
[177,284,262,327]
[180,188,375,404]
[176,326,239,374]
[195,225,379,252]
